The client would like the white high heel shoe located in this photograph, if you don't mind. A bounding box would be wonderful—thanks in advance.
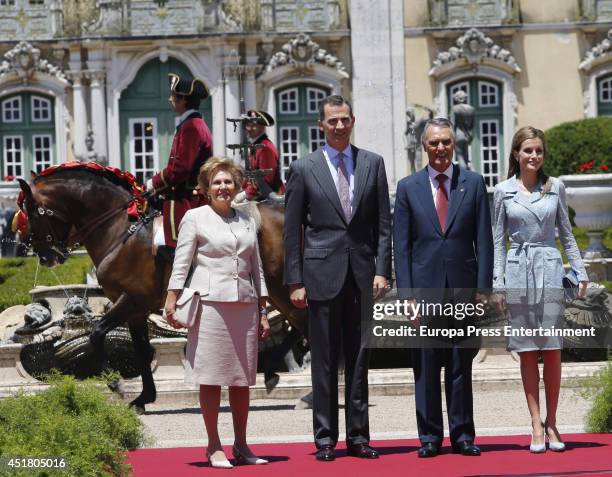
[232,445,268,465]
[545,424,566,452]
[529,435,546,453]
[207,449,234,469]
[529,426,546,454]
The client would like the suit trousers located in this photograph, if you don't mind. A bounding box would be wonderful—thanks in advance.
[412,345,476,445]
[308,268,371,448]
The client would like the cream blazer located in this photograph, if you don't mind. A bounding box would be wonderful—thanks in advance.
[168,205,268,302]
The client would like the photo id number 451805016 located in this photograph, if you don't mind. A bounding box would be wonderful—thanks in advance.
[0,456,68,470]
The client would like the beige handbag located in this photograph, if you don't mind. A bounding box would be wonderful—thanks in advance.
[172,288,201,328]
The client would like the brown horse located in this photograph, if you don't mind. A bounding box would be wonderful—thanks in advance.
[17,165,306,412]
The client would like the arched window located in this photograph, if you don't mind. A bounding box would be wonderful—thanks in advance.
[0,93,55,180]
[597,74,612,116]
[276,84,330,181]
[448,78,503,187]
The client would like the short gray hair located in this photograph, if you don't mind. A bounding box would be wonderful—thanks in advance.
[421,117,455,148]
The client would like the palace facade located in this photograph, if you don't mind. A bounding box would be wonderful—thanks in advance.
[0,0,610,206]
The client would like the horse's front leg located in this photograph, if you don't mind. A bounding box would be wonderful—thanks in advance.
[127,320,156,414]
[90,293,142,396]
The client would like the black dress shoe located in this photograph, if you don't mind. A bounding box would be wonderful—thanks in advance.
[452,441,481,456]
[417,442,440,458]
[315,445,335,461]
[347,443,379,459]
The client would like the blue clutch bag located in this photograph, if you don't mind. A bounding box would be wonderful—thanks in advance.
[562,269,580,302]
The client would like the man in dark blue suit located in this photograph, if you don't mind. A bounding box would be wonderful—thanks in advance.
[284,95,391,462]
[393,117,493,457]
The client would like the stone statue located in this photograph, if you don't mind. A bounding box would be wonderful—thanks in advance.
[405,105,434,174]
[76,126,107,165]
[451,90,475,170]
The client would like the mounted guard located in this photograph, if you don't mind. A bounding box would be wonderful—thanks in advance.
[234,110,285,202]
[146,73,213,252]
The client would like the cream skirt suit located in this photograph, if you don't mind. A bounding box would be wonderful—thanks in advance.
[168,205,268,386]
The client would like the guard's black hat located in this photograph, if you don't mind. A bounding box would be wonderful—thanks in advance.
[245,110,275,127]
[168,73,210,100]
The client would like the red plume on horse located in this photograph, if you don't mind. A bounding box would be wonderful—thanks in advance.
[16,162,306,413]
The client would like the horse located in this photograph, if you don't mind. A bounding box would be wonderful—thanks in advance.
[17,164,307,413]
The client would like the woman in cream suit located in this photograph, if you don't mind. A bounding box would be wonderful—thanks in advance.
[164,157,270,468]
[492,127,588,453]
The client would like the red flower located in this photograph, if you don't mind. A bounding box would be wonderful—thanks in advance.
[3,175,15,181]
[600,164,609,172]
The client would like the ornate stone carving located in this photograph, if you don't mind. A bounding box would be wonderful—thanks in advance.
[429,0,518,26]
[430,28,520,76]
[0,41,67,84]
[579,28,612,72]
[265,33,348,76]
[273,0,343,31]
[81,0,126,36]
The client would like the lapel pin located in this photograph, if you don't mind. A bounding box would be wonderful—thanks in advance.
[460,188,465,192]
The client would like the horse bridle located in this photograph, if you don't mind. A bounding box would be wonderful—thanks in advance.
[26,193,147,254]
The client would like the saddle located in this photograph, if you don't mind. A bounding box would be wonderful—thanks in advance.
[151,216,175,262]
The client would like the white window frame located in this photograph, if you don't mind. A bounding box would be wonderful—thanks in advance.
[0,0,16,6]
[306,87,327,114]
[32,134,53,173]
[308,126,325,153]
[278,88,299,115]
[479,119,500,187]
[128,118,159,184]
[31,95,52,122]
[279,126,300,182]
[599,77,612,103]
[2,96,22,123]
[478,81,499,108]
[3,135,24,179]
[450,81,470,105]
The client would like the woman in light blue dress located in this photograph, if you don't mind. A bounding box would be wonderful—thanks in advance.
[492,126,588,453]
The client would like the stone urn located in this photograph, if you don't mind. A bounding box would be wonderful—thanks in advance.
[559,173,612,259]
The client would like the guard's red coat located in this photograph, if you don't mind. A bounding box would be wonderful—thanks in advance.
[151,112,212,247]
[243,134,285,200]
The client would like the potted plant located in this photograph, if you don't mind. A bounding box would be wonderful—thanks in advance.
[546,118,612,259]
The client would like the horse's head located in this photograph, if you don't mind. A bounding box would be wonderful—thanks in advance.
[18,178,72,267]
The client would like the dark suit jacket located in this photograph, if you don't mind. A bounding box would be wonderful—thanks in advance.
[393,166,493,293]
[283,146,392,301]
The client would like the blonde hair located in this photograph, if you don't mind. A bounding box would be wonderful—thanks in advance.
[197,157,244,197]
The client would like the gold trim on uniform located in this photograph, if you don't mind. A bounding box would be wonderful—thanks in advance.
[170,200,177,240]
[160,169,169,187]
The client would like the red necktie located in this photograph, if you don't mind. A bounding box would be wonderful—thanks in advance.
[435,174,448,231]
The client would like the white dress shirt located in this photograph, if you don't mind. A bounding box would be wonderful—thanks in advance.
[176,108,197,128]
[322,143,355,202]
[427,163,453,204]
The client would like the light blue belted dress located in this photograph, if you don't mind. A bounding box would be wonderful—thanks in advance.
[493,176,588,351]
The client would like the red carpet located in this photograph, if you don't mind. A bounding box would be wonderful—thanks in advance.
[127,434,612,476]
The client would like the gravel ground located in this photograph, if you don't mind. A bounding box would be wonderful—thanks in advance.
[139,385,591,449]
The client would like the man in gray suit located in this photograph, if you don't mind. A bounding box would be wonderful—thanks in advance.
[283,95,392,461]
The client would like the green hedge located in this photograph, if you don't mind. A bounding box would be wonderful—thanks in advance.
[0,255,92,313]
[544,117,612,177]
[582,363,612,433]
[0,374,146,476]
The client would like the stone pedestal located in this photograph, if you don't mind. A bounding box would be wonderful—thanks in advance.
[584,258,612,283]
[150,338,187,380]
